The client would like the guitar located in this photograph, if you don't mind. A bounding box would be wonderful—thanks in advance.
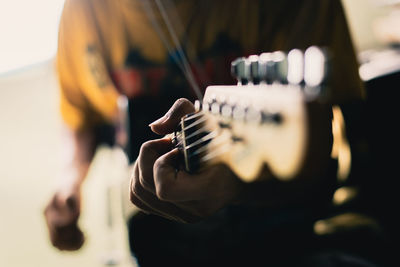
[79,96,138,267]
[78,46,329,266]
[173,46,329,182]
[80,144,138,267]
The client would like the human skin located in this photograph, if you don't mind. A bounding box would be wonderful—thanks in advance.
[129,98,334,223]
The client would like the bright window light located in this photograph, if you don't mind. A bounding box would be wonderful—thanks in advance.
[0,0,65,74]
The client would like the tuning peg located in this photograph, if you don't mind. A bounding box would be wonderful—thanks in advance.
[194,100,202,112]
[304,46,329,98]
[258,51,288,84]
[272,51,289,84]
[287,48,304,85]
[304,46,327,87]
[221,104,233,118]
[258,52,274,84]
[202,94,216,112]
[245,107,262,124]
[248,55,260,84]
[211,102,221,115]
[231,57,250,85]
[232,105,247,121]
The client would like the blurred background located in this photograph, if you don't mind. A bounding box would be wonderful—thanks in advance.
[0,0,399,266]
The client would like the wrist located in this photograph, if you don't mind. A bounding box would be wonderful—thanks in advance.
[56,166,86,194]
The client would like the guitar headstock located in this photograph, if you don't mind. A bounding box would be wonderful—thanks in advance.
[174,46,329,182]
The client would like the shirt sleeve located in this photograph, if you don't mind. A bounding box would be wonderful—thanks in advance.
[57,0,119,131]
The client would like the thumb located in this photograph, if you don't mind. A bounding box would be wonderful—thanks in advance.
[149,98,195,135]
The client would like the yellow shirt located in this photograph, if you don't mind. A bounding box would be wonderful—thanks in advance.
[57,0,364,131]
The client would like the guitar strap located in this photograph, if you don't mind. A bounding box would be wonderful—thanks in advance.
[139,0,203,100]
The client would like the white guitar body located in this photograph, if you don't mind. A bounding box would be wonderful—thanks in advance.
[81,145,138,267]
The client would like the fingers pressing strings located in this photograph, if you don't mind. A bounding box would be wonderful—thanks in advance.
[137,138,173,193]
[130,164,174,220]
[154,148,218,202]
[130,162,200,223]
[132,138,201,222]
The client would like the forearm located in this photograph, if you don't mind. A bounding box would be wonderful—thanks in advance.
[44,125,94,251]
[58,126,97,191]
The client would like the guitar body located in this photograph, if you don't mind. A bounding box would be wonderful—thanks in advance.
[80,145,138,267]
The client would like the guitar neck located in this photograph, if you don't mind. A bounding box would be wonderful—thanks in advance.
[174,46,329,182]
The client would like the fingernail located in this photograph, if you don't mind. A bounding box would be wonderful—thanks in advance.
[149,116,166,126]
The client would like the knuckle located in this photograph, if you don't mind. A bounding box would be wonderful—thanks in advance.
[153,156,164,171]
[155,180,171,201]
[169,98,194,117]
[129,193,139,206]
[139,140,153,154]
[153,156,170,180]
[155,183,167,201]
[175,97,189,107]
[138,176,152,191]
[138,176,145,188]
[153,159,171,201]
[178,98,195,111]
[130,176,141,196]
[129,186,135,203]
[129,185,143,208]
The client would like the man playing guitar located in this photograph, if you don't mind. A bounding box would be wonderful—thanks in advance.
[44,0,392,266]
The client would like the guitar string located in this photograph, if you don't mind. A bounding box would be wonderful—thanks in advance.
[184,131,218,151]
[172,112,206,148]
[159,0,212,91]
[199,143,231,164]
[180,117,207,135]
[181,123,228,164]
[183,127,209,143]
[188,132,228,157]
[183,125,232,166]
[141,0,203,100]
[182,110,204,122]
[154,0,203,100]
[180,113,214,149]
[141,1,219,169]
[180,112,230,165]
[139,1,185,76]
